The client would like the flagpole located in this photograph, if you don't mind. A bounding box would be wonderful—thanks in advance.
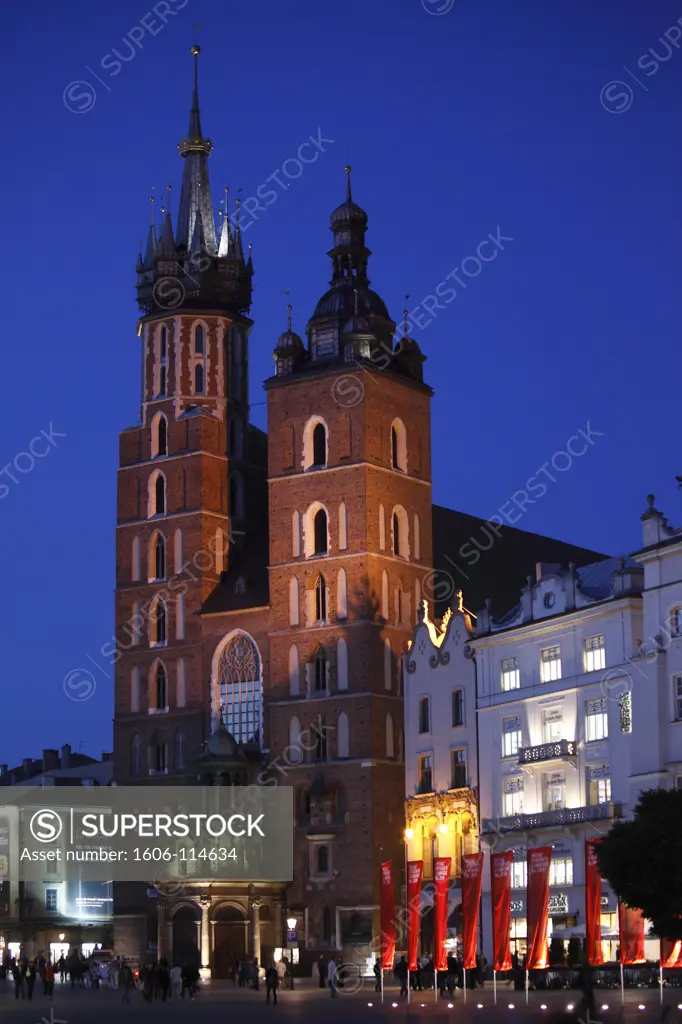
[525,968,529,1005]
[658,960,663,1004]
[380,966,384,1005]
[463,967,467,1003]
[404,838,410,1006]
[619,961,624,1004]
[435,966,439,1005]
[493,969,497,1005]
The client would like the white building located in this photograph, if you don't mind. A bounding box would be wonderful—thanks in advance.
[403,485,682,964]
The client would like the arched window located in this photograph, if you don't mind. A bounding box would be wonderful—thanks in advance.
[130,666,140,713]
[317,845,330,874]
[160,325,167,359]
[175,729,186,770]
[151,413,168,459]
[315,574,327,623]
[149,533,165,581]
[159,365,167,396]
[384,638,392,690]
[131,535,141,581]
[314,509,328,555]
[131,734,140,777]
[419,697,430,734]
[152,740,168,774]
[132,600,141,644]
[337,568,348,619]
[304,503,330,557]
[150,598,166,645]
[288,644,300,696]
[386,712,395,758]
[391,418,407,471]
[215,632,262,746]
[292,510,301,558]
[149,472,166,516]
[338,502,348,550]
[381,571,389,620]
[313,423,326,467]
[289,577,300,626]
[152,662,167,710]
[315,647,327,691]
[194,324,205,354]
[194,363,204,394]
[337,712,349,758]
[176,592,185,640]
[414,514,421,561]
[379,504,386,550]
[392,505,409,559]
[174,528,183,573]
[337,637,348,690]
[303,417,328,470]
[671,607,682,637]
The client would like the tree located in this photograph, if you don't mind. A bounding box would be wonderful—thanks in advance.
[597,789,682,940]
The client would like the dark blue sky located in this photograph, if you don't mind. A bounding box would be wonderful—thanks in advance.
[2,0,680,767]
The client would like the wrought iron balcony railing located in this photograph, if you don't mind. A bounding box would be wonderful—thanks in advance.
[481,801,618,835]
[518,738,577,767]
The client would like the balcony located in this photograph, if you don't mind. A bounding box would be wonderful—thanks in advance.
[482,801,619,835]
[518,739,577,770]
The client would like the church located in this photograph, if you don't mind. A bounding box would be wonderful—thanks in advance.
[112,47,603,976]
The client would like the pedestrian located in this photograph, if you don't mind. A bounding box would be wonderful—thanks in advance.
[158,960,170,1001]
[44,960,55,997]
[374,959,381,992]
[26,961,36,1000]
[265,963,278,1005]
[327,956,337,998]
[317,954,326,988]
[118,961,133,1003]
[230,955,238,984]
[395,955,408,998]
[13,961,26,1000]
[276,957,287,989]
[170,964,182,1000]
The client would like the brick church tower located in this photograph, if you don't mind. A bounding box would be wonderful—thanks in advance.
[264,168,434,954]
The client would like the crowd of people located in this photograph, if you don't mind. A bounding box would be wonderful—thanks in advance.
[1,951,57,1000]
[386,951,489,998]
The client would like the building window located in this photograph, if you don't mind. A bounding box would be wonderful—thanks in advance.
[337,712,349,758]
[315,574,327,623]
[152,413,168,458]
[502,716,522,757]
[292,510,301,557]
[503,779,524,816]
[549,857,574,887]
[336,567,348,619]
[160,325,167,358]
[391,418,407,471]
[540,645,562,683]
[288,644,300,696]
[217,631,262,746]
[379,504,386,550]
[674,676,682,721]
[452,689,464,727]
[392,506,409,559]
[584,635,606,673]
[670,608,682,637]
[151,599,166,645]
[543,772,566,811]
[153,663,167,710]
[313,509,328,555]
[175,730,186,771]
[511,859,527,889]
[149,472,166,516]
[153,742,168,773]
[312,423,327,467]
[152,533,165,580]
[317,845,330,874]
[419,697,430,734]
[194,363,204,394]
[588,767,612,805]
[45,889,58,912]
[451,748,466,789]
[337,636,348,690]
[315,647,327,691]
[418,754,433,792]
[194,324,204,354]
[289,577,300,627]
[501,657,520,691]
[338,502,348,550]
[542,707,563,744]
[159,365,167,395]
[585,697,609,741]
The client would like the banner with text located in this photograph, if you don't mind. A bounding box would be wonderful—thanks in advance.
[526,847,552,970]
[491,852,513,972]
[0,786,293,883]
[407,860,424,972]
[462,853,484,970]
[585,840,604,967]
[661,939,682,969]
[380,860,396,970]
[434,857,452,971]
[618,904,646,965]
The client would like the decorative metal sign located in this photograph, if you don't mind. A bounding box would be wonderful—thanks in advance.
[619,692,632,733]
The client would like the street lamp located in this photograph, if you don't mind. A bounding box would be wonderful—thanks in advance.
[286,916,297,989]
[287,917,296,931]
[58,934,65,942]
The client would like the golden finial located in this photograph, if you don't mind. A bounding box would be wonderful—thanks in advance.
[191,44,201,56]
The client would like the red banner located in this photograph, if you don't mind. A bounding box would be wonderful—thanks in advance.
[491,852,513,972]
[433,857,452,971]
[661,939,682,969]
[462,853,484,970]
[526,847,552,970]
[407,860,423,971]
[380,860,396,970]
[618,904,645,964]
[585,840,603,967]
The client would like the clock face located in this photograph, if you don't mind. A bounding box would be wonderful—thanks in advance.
[544,592,555,608]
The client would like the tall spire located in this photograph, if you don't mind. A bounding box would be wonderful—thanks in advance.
[175,45,217,253]
[218,186,233,257]
[345,164,352,202]
[157,185,176,258]
[144,196,157,264]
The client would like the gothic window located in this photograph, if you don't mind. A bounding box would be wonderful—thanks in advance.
[194,324,205,354]
[337,711,349,758]
[393,513,400,554]
[150,599,166,646]
[289,644,300,696]
[379,505,386,550]
[152,741,168,773]
[314,509,328,554]
[175,729,186,771]
[131,535,141,581]
[177,658,186,708]
[337,637,348,690]
[292,510,301,558]
[322,903,332,943]
[381,570,389,620]
[149,533,165,581]
[156,475,165,514]
[338,502,348,550]
[152,413,168,458]
[315,647,327,691]
[152,662,167,710]
[336,567,348,619]
[194,363,205,394]
[130,667,140,713]
[131,734,141,777]
[176,592,185,640]
[288,717,303,764]
[313,423,326,467]
[216,632,262,746]
[315,574,327,623]
[159,365,167,396]
[289,577,300,626]
[160,325,167,359]
[392,506,409,558]
[391,418,407,471]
